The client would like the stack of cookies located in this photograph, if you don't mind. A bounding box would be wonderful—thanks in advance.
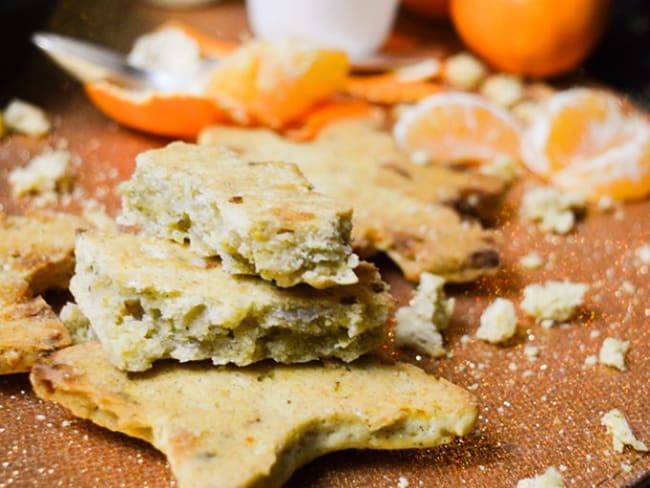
[71,142,394,372]
[31,142,478,488]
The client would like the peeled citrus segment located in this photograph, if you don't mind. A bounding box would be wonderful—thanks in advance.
[393,92,522,165]
[205,40,349,129]
[86,81,227,139]
[522,88,650,200]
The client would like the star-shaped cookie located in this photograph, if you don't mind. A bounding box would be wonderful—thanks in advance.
[0,211,89,373]
[199,118,503,282]
[32,342,478,488]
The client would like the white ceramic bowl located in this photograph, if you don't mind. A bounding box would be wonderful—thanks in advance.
[246,0,399,59]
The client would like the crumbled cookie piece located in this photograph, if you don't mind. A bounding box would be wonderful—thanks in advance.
[480,74,524,108]
[635,244,650,265]
[476,298,517,344]
[601,409,648,453]
[521,281,588,323]
[516,466,564,488]
[519,251,543,269]
[119,142,358,289]
[520,186,586,234]
[71,231,393,371]
[0,276,70,374]
[443,52,487,90]
[393,273,454,357]
[127,26,203,84]
[9,150,74,204]
[3,98,51,136]
[598,338,629,371]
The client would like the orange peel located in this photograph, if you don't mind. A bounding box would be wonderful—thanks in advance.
[85,81,227,139]
[522,88,650,201]
[344,73,444,105]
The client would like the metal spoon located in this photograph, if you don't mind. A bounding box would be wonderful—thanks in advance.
[32,32,196,91]
[32,31,436,91]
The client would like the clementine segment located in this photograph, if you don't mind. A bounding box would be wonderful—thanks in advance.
[393,92,521,165]
[522,88,650,200]
[205,40,349,129]
[450,0,609,77]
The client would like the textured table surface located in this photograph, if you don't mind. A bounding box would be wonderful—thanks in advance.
[1,1,649,487]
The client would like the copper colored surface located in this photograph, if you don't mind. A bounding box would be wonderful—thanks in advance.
[1,1,649,487]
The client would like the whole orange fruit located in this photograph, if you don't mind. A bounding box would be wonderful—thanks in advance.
[402,0,450,19]
[450,0,609,77]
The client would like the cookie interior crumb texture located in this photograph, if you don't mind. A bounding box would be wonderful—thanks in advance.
[70,231,393,371]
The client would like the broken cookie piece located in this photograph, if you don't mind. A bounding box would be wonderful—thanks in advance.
[0,276,70,374]
[31,341,478,488]
[70,231,393,372]
[0,212,89,295]
[119,142,358,289]
[199,119,502,282]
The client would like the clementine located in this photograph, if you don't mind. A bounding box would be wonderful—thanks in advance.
[205,40,349,129]
[450,0,609,77]
[521,88,650,200]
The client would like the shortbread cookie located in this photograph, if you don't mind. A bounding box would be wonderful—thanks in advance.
[31,342,478,488]
[199,119,501,282]
[0,276,70,374]
[0,211,89,294]
[119,142,358,289]
[70,231,392,371]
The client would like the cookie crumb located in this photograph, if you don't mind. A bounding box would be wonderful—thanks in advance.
[601,409,648,453]
[476,298,517,344]
[519,251,543,269]
[3,98,51,136]
[635,244,650,265]
[516,466,564,487]
[520,186,586,234]
[394,273,454,357]
[443,52,487,90]
[480,74,524,108]
[9,149,74,202]
[521,281,588,323]
[598,338,629,371]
